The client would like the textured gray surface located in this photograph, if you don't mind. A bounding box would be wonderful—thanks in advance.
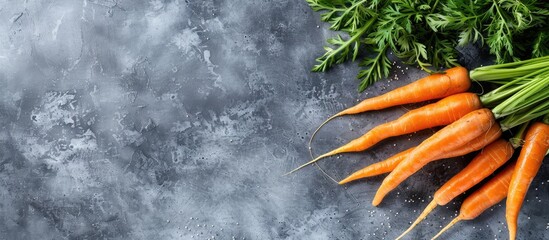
[0,0,547,239]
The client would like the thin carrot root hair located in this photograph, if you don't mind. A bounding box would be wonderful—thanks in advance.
[308,117,340,184]
[396,200,438,240]
[472,79,485,95]
[431,217,462,240]
[308,113,343,159]
[313,163,339,184]
[284,150,336,176]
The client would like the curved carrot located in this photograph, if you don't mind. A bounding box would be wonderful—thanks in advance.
[396,139,513,239]
[373,108,497,206]
[341,67,470,115]
[339,147,414,184]
[506,122,549,240]
[432,162,516,240]
[288,92,481,175]
[339,125,502,184]
[435,138,514,205]
[308,67,470,163]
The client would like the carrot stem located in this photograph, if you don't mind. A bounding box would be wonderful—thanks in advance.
[499,100,549,131]
[479,67,548,106]
[509,122,529,148]
[472,55,549,128]
[470,55,549,82]
[491,74,549,118]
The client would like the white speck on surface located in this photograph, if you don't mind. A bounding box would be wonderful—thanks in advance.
[52,12,66,40]
[172,28,201,54]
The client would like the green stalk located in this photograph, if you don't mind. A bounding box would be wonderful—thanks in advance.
[509,122,529,148]
[470,57,549,82]
[471,55,549,131]
[472,55,549,71]
[499,99,549,131]
[480,80,527,107]
[479,67,549,106]
[491,76,549,118]
[470,61,549,82]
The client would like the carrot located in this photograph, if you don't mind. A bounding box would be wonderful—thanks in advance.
[288,92,481,175]
[339,147,414,184]
[506,122,549,240]
[310,67,469,138]
[338,67,470,115]
[339,125,502,184]
[434,138,514,205]
[308,67,470,162]
[395,139,514,239]
[372,108,497,206]
[431,162,516,240]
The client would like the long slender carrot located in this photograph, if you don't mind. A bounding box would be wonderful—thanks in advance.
[339,125,502,184]
[395,139,514,239]
[342,67,470,115]
[309,67,470,150]
[431,162,516,240]
[373,108,497,206]
[435,138,514,205]
[339,147,415,184]
[506,122,549,240]
[288,92,481,175]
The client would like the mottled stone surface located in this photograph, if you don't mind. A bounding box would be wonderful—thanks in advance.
[0,1,547,239]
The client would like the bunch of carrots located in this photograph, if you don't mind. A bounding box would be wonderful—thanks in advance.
[287,56,549,239]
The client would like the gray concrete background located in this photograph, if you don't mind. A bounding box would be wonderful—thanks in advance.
[0,0,547,239]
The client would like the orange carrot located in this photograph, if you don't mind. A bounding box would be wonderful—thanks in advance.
[308,67,470,162]
[373,108,497,206]
[506,122,549,240]
[395,139,514,239]
[288,92,481,175]
[339,125,502,184]
[339,67,470,115]
[339,147,414,184]
[435,138,514,205]
[432,162,516,240]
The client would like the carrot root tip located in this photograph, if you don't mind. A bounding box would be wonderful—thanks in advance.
[396,200,438,240]
[431,217,461,240]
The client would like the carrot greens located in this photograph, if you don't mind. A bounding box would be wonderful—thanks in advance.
[306,0,549,91]
[470,55,549,130]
